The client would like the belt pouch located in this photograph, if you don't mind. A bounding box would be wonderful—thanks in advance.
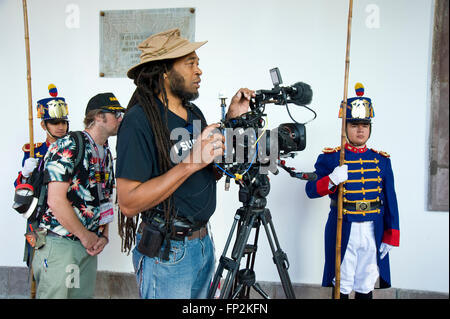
[25,227,47,249]
[137,223,163,258]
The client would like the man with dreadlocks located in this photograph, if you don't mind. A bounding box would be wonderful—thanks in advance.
[116,28,254,299]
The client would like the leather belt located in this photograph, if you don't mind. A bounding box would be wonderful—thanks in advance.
[186,226,208,241]
[330,199,382,211]
[138,220,208,241]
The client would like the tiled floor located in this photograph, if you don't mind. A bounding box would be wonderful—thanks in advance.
[1,266,448,299]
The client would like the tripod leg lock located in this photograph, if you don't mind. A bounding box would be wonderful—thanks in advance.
[273,250,290,270]
[220,256,239,272]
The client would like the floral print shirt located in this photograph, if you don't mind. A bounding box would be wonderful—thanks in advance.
[40,132,115,240]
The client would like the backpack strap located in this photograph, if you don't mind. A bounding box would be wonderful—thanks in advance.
[29,158,46,222]
[70,131,85,170]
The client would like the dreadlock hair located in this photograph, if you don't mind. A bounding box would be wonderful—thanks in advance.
[118,60,176,254]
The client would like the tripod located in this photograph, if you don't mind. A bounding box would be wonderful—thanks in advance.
[207,173,296,299]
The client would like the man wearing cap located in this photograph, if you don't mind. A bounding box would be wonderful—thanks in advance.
[305,83,400,299]
[116,28,254,299]
[31,93,124,298]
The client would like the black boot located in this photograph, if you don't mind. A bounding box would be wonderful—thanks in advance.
[331,287,349,299]
[355,291,373,299]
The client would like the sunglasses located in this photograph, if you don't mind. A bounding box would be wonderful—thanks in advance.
[101,110,124,119]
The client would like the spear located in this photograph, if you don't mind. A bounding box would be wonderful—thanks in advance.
[334,0,354,299]
[22,0,34,158]
[22,0,36,299]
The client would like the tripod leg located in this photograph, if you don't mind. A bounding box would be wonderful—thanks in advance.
[207,213,241,299]
[230,283,244,299]
[260,210,297,299]
[252,283,270,299]
[221,213,257,298]
[231,213,256,259]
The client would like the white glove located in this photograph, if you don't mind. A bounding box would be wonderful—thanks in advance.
[329,164,348,186]
[22,157,39,178]
[379,243,393,260]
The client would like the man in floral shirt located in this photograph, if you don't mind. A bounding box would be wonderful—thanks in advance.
[31,93,124,298]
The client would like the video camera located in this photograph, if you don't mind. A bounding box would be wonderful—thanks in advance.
[208,70,316,299]
[216,68,316,192]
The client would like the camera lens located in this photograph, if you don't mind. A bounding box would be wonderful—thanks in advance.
[277,123,306,153]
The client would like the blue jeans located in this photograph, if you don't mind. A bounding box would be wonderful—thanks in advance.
[132,232,215,299]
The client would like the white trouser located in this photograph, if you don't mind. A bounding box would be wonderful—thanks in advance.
[333,221,379,294]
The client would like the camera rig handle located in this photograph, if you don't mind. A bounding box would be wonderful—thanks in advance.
[277,159,317,181]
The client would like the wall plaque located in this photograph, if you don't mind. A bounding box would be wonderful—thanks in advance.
[99,8,196,78]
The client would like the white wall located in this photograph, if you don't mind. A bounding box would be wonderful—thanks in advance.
[1,0,448,293]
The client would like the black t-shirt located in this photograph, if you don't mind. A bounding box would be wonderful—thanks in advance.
[116,98,216,223]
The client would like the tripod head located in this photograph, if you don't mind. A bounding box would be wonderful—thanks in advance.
[235,165,270,210]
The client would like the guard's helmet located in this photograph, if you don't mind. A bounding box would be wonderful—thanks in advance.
[36,84,69,121]
[339,83,374,123]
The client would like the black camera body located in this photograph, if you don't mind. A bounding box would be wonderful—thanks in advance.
[220,68,311,166]
[217,68,314,205]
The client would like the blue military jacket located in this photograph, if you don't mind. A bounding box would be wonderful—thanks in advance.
[305,143,400,288]
[15,141,50,187]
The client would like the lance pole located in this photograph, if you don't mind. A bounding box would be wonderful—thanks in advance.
[22,0,34,158]
[22,0,37,299]
[334,0,354,299]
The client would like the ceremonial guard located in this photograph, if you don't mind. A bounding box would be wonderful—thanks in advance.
[15,84,69,267]
[305,83,400,299]
[15,84,69,187]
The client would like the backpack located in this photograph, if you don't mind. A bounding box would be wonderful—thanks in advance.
[13,131,85,222]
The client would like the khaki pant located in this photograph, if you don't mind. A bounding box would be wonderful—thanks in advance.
[32,235,97,299]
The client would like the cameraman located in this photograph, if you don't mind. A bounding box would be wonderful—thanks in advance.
[116,28,254,299]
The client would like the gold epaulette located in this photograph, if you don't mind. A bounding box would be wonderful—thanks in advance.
[22,142,43,152]
[371,148,390,158]
[322,146,341,154]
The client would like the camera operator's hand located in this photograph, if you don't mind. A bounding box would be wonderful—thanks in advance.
[183,123,224,171]
[226,88,255,119]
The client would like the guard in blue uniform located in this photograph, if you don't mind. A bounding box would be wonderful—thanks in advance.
[15,84,70,267]
[15,84,69,187]
[305,83,400,299]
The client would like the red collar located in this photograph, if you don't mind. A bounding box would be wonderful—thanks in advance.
[345,143,367,153]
